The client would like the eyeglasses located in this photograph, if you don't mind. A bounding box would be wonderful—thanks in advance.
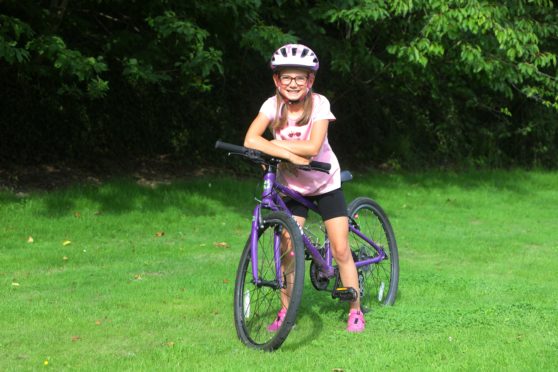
[279,75,308,85]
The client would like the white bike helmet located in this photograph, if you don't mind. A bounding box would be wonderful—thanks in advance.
[270,44,319,72]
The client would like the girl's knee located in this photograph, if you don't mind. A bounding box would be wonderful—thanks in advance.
[332,246,353,264]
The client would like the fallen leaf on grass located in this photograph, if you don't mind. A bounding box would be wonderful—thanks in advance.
[133,274,142,280]
[155,231,165,237]
[27,236,34,243]
[74,211,81,218]
[165,341,175,347]
[95,320,102,326]
[223,279,229,284]
[62,240,71,246]
[213,242,229,248]
[71,336,81,342]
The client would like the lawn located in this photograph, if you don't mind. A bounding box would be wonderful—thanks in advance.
[1,169,557,371]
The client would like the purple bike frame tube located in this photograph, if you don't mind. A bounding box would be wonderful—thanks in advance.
[275,183,319,213]
[325,240,333,267]
[350,225,387,267]
[261,171,276,208]
[274,195,290,214]
[274,184,335,276]
[301,234,335,276]
[273,228,283,288]
[275,181,386,271]
[250,205,261,284]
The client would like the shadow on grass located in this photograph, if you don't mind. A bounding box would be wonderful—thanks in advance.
[281,305,325,352]
[1,169,554,218]
[347,168,550,197]
[31,175,259,218]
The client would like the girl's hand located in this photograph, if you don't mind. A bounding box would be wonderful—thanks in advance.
[288,152,310,166]
[279,162,298,176]
[281,152,309,176]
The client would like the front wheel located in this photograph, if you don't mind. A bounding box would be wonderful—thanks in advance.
[233,211,305,351]
[348,197,399,313]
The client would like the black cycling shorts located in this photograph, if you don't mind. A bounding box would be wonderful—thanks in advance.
[285,188,348,221]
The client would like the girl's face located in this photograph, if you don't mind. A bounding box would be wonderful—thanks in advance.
[273,68,315,103]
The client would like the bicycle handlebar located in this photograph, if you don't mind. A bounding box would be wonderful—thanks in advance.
[215,140,331,174]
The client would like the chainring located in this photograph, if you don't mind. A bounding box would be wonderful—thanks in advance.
[309,261,330,291]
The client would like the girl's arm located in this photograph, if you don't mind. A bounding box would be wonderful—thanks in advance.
[244,112,310,165]
[272,119,329,157]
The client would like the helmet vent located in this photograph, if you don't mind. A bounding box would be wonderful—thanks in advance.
[269,44,319,72]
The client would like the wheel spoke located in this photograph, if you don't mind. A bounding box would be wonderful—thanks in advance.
[234,212,305,350]
[348,198,399,312]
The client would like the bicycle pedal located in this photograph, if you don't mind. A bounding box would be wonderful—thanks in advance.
[331,287,357,302]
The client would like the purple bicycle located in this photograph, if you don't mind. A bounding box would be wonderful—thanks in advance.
[216,141,399,351]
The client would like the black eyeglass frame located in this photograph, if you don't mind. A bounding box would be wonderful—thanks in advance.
[279,74,309,85]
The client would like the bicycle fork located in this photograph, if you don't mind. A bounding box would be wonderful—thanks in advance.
[249,204,285,290]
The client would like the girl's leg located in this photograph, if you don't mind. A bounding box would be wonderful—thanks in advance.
[324,216,361,311]
[268,215,305,331]
[279,215,306,309]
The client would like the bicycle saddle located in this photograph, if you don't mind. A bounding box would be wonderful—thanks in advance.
[340,170,353,183]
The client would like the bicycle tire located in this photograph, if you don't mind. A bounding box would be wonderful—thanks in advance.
[347,197,399,312]
[233,211,305,351]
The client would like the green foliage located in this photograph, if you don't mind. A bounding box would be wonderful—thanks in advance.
[319,0,558,167]
[0,14,33,63]
[0,0,557,167]
[122,57,171,86]
[240,25,298,59]
[383,0,558,108]
[28,35,109,97]
[145,10,223,92]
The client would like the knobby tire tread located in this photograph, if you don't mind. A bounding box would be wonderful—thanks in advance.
[233,211,305,351]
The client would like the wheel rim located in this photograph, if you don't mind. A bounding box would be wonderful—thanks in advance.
[238,219,300,346]
[350,205,394,312]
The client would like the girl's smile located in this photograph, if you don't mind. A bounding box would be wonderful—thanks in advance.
[274,68,313,103]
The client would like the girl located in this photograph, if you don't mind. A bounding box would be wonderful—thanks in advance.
[243,44,364,332]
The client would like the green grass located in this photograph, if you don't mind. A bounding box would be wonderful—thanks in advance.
[1,170,557,371]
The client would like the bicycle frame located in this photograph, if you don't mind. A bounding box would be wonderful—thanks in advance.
[249,164,387,287]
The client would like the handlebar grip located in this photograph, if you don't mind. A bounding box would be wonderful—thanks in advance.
[215,140,247,154]
[309,160,331,173]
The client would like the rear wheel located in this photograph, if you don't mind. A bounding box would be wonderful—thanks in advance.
[347,197,399,313]
[233,212,305,351]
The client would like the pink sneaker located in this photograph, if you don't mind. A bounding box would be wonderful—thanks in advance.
[267,308,287,332]
[347,309,365,332]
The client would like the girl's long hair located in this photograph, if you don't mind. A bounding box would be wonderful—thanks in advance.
[270,90,314,131]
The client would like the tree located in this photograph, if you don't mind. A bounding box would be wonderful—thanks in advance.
[1,0,557,167]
